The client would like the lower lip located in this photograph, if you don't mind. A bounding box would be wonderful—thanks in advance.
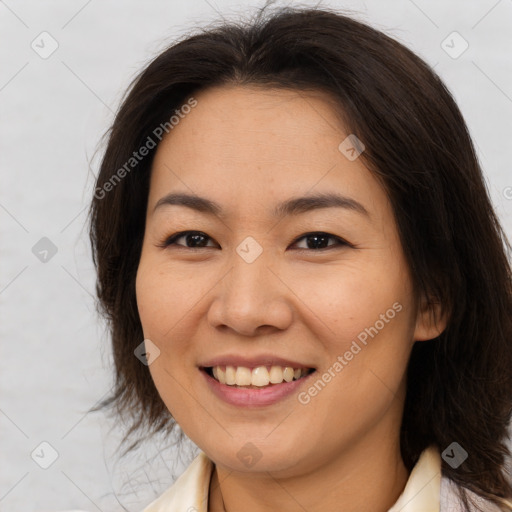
[201,369,315,407]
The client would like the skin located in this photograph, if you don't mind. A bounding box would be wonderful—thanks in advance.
[135,85,446,512]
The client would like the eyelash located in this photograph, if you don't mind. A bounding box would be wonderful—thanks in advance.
[156,230,352,252]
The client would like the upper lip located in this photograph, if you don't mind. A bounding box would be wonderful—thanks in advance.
[199,354,315,369]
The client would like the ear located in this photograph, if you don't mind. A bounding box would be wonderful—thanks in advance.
[413,292,449,342]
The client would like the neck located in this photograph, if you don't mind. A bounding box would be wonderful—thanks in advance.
[208,433,409,512]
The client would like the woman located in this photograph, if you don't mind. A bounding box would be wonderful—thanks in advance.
[89,5,512,511]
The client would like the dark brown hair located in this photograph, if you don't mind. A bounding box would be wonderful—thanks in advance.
[88,5,512,510]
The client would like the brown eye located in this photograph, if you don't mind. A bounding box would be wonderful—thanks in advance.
[158,231,218,249]
[291,232,350,250]
[157,230,351,251]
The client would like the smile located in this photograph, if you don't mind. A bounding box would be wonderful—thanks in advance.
[206,365,313,388]
[200,364,316,407]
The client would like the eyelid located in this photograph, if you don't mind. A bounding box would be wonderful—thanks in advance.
[157,230,353,251]
[156,230,218,249]
[290,232,352,250]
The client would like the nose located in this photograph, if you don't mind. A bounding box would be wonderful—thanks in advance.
[207,250,294,337]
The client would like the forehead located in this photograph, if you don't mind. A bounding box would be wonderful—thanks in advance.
[158,85,346,159]
[147,85,388,221]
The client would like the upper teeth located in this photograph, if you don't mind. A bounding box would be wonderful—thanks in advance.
[211,365,308,387]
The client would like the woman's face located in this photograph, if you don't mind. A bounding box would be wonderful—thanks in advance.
[136,85,440,476]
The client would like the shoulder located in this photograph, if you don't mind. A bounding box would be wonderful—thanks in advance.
[440,475,504,512]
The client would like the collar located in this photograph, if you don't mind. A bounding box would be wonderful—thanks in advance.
[143,445,442,512]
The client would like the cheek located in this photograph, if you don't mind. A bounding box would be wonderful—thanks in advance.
[312,285,412,410]
[136,264,166,339]
[286,256,411,346]
[136,260,200,420]
[136,257,198,341]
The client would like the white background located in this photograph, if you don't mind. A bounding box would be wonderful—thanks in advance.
[1,0,511,511]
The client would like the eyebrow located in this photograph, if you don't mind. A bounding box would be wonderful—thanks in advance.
[153,192,370,219]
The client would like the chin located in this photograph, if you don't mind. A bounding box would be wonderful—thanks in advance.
[203,437,309,475]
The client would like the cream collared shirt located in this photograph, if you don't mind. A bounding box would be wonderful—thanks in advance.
[143,445,500,512]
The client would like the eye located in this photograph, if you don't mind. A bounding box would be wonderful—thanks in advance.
[158,230,351,251]
[291,232,350,251]
[157,230,218,249]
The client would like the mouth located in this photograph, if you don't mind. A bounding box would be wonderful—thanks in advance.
[202,365,316,389]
